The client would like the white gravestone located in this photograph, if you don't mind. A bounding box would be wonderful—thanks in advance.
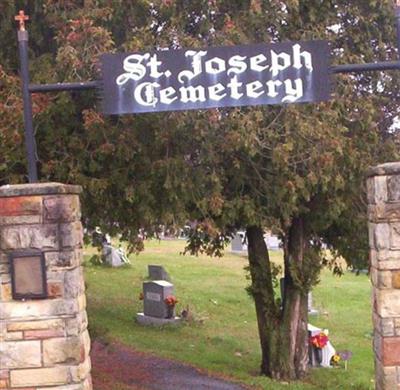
[308,324,336,367]
[307,292,319,315]
[264,233,281,250]
[102,245,130,267]
[231,232,281,252]
[231,232,247,252]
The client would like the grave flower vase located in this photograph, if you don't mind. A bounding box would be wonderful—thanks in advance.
[166,305,175,319]
[315,348,322,365]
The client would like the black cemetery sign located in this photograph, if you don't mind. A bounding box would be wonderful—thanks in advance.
[100,40,331,115]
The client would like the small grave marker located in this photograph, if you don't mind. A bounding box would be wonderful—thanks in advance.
[148,264,171,281]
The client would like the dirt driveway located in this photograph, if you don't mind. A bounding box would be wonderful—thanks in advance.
[91,340,251,390]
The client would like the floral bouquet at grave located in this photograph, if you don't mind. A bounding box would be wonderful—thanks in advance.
[164,295,178,307]
[309,331,329,349]
[331,353,341,366]
[164,295,178,319]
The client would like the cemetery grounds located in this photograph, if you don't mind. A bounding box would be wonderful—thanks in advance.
[84,239,374,390]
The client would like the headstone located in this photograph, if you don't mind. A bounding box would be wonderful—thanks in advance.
[231,232,247,252]
[280,278,318,315]
[178,225,190,239]
[231,232,282,253]
[143,280,174,318]
[264,234,281,250]
[148,264,171,281]
[307,324,336,368]
[102,245,129,267]
[308,324,322,367]
[308,291,319,315]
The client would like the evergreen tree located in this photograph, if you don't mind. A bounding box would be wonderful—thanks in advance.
[0,0,399,380]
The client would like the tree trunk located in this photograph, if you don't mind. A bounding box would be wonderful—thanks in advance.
[246,219,309,380]
[246,225,280,377]
[282,217,309,379]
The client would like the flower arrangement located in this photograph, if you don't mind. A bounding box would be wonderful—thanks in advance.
[331,354,341,366]
[309,332,329,349]
[164,295,178,307]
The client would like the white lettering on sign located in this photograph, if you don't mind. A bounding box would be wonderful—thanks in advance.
[270,50,291,77]
[205,57,226,75]
[178,50,208,83]
[282,79,303,102]
[227,76,243,100]
[146,292,161,302]
[293,44,313,72]
[134,82,160,107]
[132,46,307,106]
[179,85,206,103]
[116,53,150,85]
[133,78,305,106]
[227,55,247,76]
[104,40,328,114]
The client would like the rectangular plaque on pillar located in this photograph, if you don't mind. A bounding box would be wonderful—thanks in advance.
[10,251,47,300]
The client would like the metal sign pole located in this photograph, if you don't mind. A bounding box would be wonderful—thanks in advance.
[15,11,38,183]
[395,1,400,56]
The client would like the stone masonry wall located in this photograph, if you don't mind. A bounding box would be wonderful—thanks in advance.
[0,183,92,390]
[367,163,400,390]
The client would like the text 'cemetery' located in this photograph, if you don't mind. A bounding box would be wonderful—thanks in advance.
[101,40,330,114]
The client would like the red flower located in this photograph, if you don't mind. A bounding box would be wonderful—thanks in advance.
[309,332,328,349]
[164,295,178,307]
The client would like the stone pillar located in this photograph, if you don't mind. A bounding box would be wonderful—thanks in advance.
[367,163,400,390]
[0,183,92,390]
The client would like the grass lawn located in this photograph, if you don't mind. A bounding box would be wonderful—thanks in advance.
[84,239,374,390]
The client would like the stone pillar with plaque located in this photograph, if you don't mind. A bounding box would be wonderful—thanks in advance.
[0,183,92,390]
[367,162,400,390]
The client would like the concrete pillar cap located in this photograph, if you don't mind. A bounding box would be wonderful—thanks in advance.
[0,182,82,198]
[366,162,400,177]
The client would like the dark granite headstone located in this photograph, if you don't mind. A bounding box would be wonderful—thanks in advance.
[148,265,171,281]
[143,280,174,318]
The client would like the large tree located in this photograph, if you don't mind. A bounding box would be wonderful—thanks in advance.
[1,0,399,380]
